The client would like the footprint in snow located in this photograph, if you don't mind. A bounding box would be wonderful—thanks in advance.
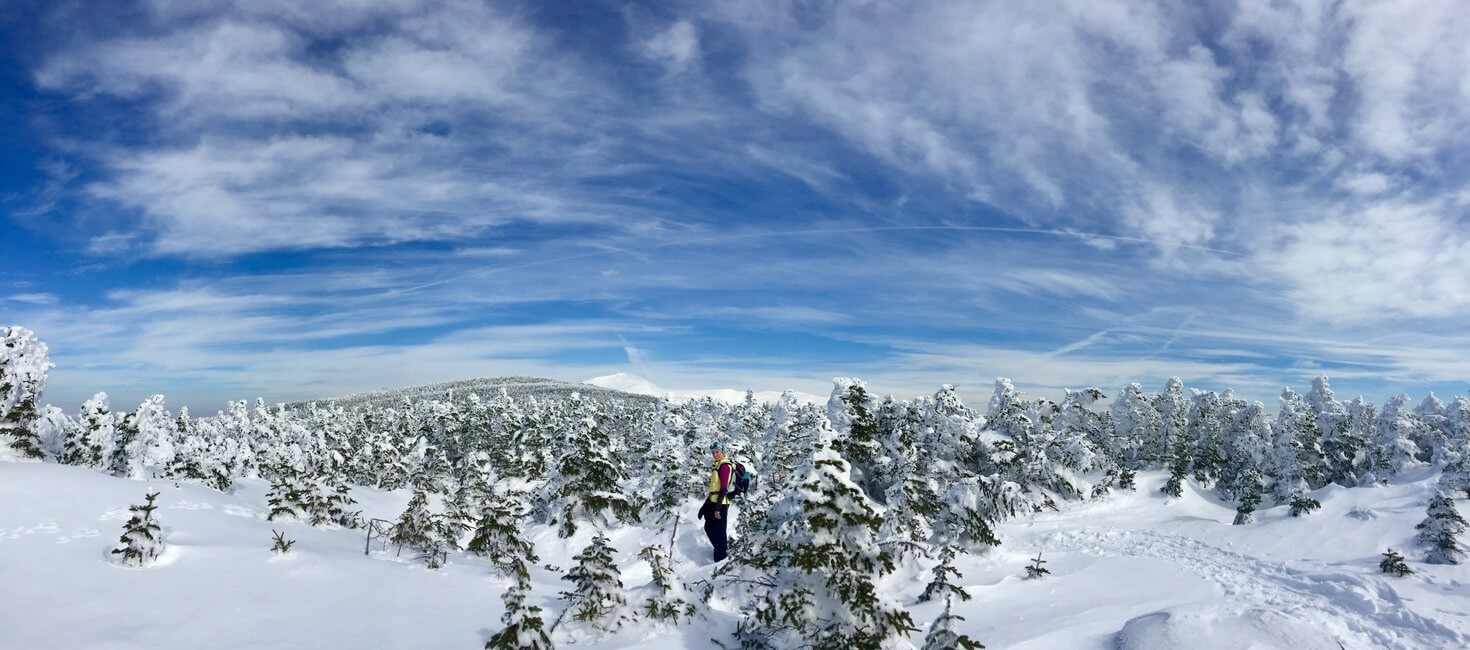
[55,528,101,544]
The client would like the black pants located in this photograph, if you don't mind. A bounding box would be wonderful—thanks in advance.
[703,502,729,562]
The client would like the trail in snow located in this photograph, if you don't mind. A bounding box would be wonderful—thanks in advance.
[1034,527,1465,649]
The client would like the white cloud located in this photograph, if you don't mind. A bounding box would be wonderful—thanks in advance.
[6,293,60,305]
[640,20,700,73]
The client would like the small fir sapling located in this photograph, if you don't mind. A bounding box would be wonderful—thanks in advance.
[636,544,694,623]
[1025,552,1050,579]
[1289,493,1322,517]
[922,595,985,650]
[919,545,971,604]
[271,530,295,554]
[111,491,164,566]
[1379,548,1412,577]
[486,573,553,650]
[559,532,627,630]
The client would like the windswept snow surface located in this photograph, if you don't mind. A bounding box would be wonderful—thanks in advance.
[3,462,1469,649]
[585,372,825,406]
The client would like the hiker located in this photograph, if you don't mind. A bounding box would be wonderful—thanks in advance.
[698,440,734,562]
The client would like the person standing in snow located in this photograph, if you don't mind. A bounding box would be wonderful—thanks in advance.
[698,441,734,562]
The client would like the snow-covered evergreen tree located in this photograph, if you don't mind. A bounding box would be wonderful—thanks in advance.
[921,595,984,650]
[266,470,308,522]
[877,453,940,561]
[1372,394,1425,480]
[0,325,52,460]
[1380,548,1412,577]
[828,378,883,498]
[486,571,553,650]
[635,544,693,623]
[390,489,435,553]
[1417,493,1466,565]
[62,392,114,468]
[120,395,175,479]
[1109,383,1160,469]
[467,487,538,580]
[737,419,916,649]
[1336,397,1378,485]
[918,545,970,604]
[543,393,639,538]
[1413,393,1451,465]
[560,532,627,630]
[933,476,1012,553]
[111,490,164,566]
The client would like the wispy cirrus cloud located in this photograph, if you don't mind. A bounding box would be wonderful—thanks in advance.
[5,0,1470,412]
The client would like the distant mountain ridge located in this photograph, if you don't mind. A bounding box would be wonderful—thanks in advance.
[290,375,659,410]
[585,372,825,405]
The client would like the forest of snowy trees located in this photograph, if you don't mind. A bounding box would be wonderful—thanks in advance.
[4,324,1470,648]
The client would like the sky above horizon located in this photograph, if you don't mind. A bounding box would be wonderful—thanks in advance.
[3,0,1469,415]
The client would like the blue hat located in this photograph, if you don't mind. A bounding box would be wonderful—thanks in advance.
[709,441,725,452]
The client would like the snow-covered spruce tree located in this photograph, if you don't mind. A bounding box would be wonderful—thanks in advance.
[486,572,553,650]
[636,544,694,623]
[1270,404,1317,516]
[922,595,984,650]
[1232,480,1262,525]
[643,413,699,532]
[1336,397,1379,485]
[1413,393,1453,465]
[266,469,310,522]
[1380,548,1412,577]
[0,325,52,460]
[737,418,916,649]
[543,393,639,538]
[560,532,628,630]
[111,491,164,566]
[1109,383,1161,469]
[107,412,139,477]
[1221,402,1270,525]
[119,395,175,479]
[1308,376,1365,487]
[467,487,539,580]
[1442,447,1470,500]
[1276,387,1327,489]
[1372,394,1425,480]
[1155,377,1189,469]
[62,392,114,468]
[1417,492,1467,565]
[390,489,435,554]
[307,472,358,527]
[1185,390,1227,487]
[419,513,462,570]
[918,545,970,604]
[828,378,884,498]
[877,411,942,561]
[933,475,1013,553]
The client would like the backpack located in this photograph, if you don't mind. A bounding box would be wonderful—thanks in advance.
[728,460,756,498]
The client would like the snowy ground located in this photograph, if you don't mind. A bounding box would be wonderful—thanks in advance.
[3,461,1467,649]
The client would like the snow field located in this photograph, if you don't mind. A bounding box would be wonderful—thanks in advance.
[5,461,1468,649]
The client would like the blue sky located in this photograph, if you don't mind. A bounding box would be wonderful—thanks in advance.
[3,0,1469,414]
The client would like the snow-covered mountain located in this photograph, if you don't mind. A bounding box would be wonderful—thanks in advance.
[290,375,659,410]
[585,372,825,405]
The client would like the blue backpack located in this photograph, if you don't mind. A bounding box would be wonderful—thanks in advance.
[729,460,756,498]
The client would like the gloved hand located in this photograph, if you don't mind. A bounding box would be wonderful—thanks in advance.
[697,501,711,520]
